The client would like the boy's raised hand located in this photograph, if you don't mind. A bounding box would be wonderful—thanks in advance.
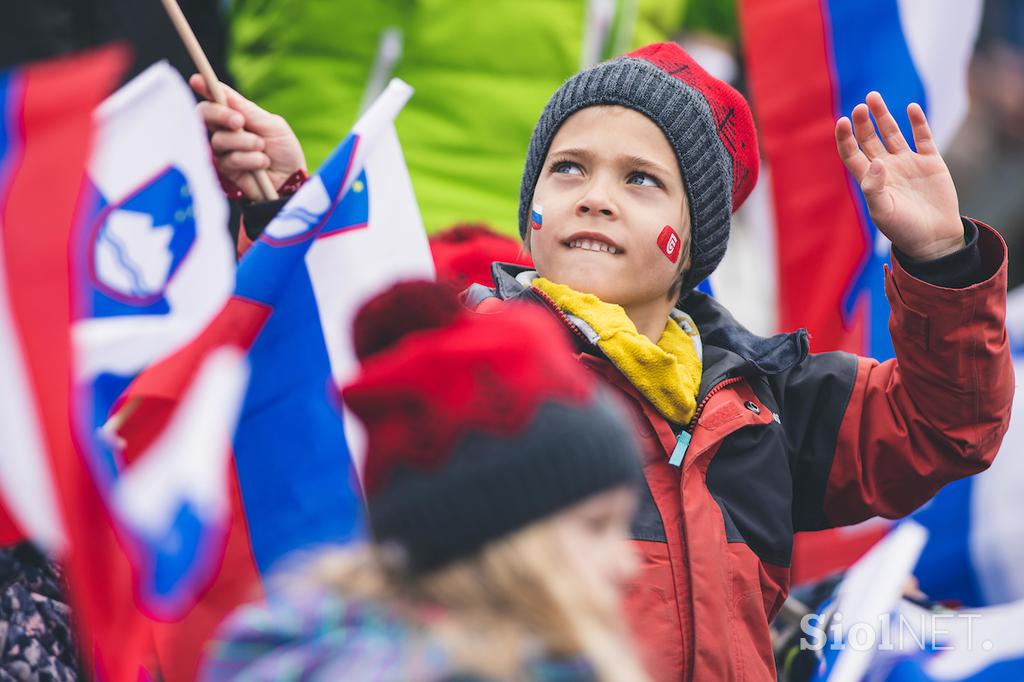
[189,74,306,201]
[835,92,965,261]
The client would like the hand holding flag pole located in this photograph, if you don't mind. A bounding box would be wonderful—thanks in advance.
[159,0,279,201]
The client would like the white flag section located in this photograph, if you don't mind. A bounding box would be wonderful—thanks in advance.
[301,79,434,471]
[74,61,234,380]
[113,349,248,546]
[823,522,929,682]
[309,122,435,386]
[896,0,983,150]
[64,62,241,614]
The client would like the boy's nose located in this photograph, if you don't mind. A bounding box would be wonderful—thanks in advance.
[575,181,618,219]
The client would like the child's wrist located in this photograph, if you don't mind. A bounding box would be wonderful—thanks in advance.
[896,222,967,262]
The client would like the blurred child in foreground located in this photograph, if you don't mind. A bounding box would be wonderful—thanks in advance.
[201,282,649,681]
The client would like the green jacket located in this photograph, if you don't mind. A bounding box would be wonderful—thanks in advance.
[230,0,693,236]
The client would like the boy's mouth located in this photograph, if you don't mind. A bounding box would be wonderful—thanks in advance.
[562,231,624,255]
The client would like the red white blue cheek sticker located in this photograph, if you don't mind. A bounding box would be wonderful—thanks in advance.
[530,203,543,230]
[657,225,681,263]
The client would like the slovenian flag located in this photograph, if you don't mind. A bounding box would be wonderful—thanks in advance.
[802,521,1024,681]
[71,61,242,621]
[741,0,981,359]
[117,78,434,680]
[740,0,982,585]
[0,47,179,682]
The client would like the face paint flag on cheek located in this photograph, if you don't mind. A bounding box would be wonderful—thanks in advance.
[657,225,681,264]
[530,203,543,230]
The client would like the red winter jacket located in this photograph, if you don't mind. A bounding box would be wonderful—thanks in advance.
[466,221,1013,681]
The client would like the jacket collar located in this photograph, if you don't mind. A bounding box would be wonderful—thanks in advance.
[481,262,809,398]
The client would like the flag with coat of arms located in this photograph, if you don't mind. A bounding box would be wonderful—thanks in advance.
[0,48,250,682]
[73,60,244,622]
[114,77,435,680]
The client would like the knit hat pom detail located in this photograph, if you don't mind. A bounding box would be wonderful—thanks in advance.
[352,280,462,361]
[627,42,759,212]
[342,281,643,572]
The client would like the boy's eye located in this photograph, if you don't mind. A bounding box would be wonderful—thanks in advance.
[551,160,583,176]
[627,171,661,188]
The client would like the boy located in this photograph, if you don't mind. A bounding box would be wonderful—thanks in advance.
[196,42,1013,681]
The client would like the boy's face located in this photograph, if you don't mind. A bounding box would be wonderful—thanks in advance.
[528,105,690,308]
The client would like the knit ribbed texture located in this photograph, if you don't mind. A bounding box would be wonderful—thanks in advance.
[519,54,739,292]
[368,391,642,573]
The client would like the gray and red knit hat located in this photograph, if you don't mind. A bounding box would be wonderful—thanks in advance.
[518,42,760,292]
[342,282,642,574]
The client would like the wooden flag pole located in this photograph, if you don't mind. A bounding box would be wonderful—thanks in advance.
[159,0,279,201]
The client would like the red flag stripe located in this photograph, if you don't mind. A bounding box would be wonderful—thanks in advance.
[1,48,161,681]
[740,0,869,353]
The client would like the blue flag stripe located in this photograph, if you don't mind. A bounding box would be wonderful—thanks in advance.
[827,0,927,360]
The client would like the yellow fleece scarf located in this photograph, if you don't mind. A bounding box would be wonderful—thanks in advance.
[532,277,702,425]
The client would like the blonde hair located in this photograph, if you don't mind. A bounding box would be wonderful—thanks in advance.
[298,518,649,681]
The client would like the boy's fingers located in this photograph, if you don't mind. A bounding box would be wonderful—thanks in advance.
[191,74,279,134]
[851,103,886,158]
[860,158,887,197]
[866,91,909,153]
[216,82,281,132]
[189,73,236,107]
[219,150,271,173]
[835,117,870,180]
[210,129,266,154]
[907,103,939,155]
[188,73,209,99]
[197,101,245,130]
[859,159,894,224]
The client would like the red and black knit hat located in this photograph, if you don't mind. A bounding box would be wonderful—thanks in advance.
[342,282,642,574]
[518,42,760,292]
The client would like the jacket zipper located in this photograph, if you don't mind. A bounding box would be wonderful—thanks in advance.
[532,287,591,345]
[686,376,743,433]
[667,376,744,467]
[680,374,742,680]
[536,284,740,436]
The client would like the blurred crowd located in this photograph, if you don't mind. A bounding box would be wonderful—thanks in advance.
[947,0,1024,289]
[0,2,1020,681]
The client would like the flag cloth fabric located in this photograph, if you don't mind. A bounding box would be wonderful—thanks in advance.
[740,0,981,358]
[72,60,239,620]
[877,600,1024,682]
[739,0,983,585]
[0,47,166,682]
[809,598,1024,682]
[803,528,1024,681]
[0,58,80,554]
[118,78,435,681]
[807,522,930,682]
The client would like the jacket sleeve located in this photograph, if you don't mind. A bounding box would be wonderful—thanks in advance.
[787,220,1013,531]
